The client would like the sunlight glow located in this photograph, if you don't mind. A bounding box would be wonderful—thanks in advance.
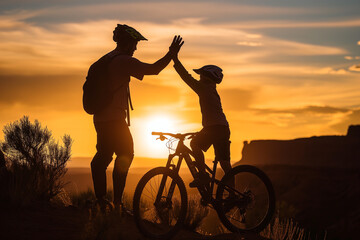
[146,115,175,133]
[134,114,180,158]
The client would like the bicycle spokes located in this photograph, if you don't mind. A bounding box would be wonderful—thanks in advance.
[216,166,275,233]
[133,168,187,239]
[228,175,268,228]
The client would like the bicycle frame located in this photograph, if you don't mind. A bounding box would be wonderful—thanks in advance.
[135,132,276,237]
[154,133,223,206]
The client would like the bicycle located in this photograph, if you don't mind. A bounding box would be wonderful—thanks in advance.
[133,132,275,239]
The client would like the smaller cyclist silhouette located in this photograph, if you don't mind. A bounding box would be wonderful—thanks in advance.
[171,40,232,188]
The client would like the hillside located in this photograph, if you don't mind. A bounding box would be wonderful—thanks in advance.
[238,125,360,239]
[0,203,269,240]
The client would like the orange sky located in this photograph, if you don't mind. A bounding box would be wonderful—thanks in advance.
[0,1,360,163]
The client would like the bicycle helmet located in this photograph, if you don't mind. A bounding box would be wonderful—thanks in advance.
[113,24,147,43]
[193,65,223,84]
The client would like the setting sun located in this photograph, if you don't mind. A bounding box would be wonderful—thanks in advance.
[132,114,182,158]
[146,115,175,133]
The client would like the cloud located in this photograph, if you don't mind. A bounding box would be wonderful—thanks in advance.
[0,74,83,111]
[4,1,358,32]
[344,56,360,60]
[220,88,257,111]
[0,72,181,113]
[0,2,359,132]
[10,2,322,25]
[0,8,349,79]
[349,65,360,72]
[268,39,347,56]
[309,67,348,75]
[1,1,360,160]
[237,41,263,47]
[130,81,181,109]
[331,109,360,133]
[254,105,350,115]
[0,10,37,29]
[179,86,256,113]
[246,105,354,135]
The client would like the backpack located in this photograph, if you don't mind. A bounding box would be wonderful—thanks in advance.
[82,53,120,115]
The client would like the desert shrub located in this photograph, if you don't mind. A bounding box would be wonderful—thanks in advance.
[0,116,72,206]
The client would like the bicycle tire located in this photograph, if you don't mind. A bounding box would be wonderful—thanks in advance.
[133,167,188,239]
[216,165,275,233]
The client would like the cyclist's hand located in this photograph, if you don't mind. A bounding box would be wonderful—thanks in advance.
[157,135,167,141]
[169,35,184,58]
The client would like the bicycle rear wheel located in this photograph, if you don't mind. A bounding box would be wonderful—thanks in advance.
[216,165,275,233]
[133,167,188,239]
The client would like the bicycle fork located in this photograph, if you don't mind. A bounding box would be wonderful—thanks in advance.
[154,154,183,207]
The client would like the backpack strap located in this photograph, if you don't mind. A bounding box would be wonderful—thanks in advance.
[107,51,134,126]
[126,85,134,126]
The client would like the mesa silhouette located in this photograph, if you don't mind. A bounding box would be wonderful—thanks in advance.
[238,125,360,240]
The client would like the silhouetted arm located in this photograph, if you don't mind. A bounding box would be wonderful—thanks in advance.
[173,57,200,92]
[131,35,184,76]
[110,53,172,81]
[138,52,172,76]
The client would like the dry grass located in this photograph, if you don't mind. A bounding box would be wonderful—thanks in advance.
[261,216,327,240]
[184,195,209,231]
[70,189,210,238]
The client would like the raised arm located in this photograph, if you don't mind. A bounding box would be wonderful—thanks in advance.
[139,35,185,75]
[172,41,200,92]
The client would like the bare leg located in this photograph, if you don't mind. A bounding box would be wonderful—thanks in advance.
[91,152,113,201]
[220,160,235,195]
[190,140,205,173]
[220,160,231,175]
[113,155,133,206]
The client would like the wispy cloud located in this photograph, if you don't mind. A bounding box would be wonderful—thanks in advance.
[227,18,360,29]
[349,65,360,72]
[237,41,263,47]
[1,0,360,158]
[309,67,348,75]
[15,2,321,25]
[254,105,350,115]
[345,56,360,60]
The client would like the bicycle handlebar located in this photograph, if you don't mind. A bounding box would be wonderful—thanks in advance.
[151,131,197,139]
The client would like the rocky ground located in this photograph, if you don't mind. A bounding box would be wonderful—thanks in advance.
[0,202,269,240]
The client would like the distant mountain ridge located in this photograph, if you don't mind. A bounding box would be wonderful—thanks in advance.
[239,125,360,168]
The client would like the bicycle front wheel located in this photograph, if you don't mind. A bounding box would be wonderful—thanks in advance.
[133,167,188,239]
[216,165,275,233]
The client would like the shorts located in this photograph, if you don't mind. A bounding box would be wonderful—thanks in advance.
[191,125,231,162]
[94,119,134,158]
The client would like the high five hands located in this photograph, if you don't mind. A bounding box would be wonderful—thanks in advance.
[169,35,184,59]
